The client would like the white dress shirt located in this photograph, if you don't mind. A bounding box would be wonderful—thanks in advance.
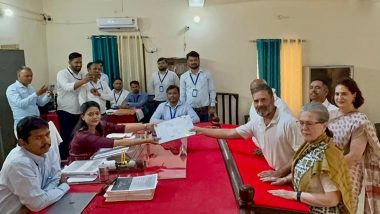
[56,67,87,114]
[179,68,216,108]
[100,73,109,86]
[0,146,69,213]
[322,99,338,112]
[110,89,129,108]
[236,108,303,170]
[78,80,112,114]
[150,70,179,101]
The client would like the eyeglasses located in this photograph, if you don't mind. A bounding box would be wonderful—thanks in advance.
[296,121,324,127]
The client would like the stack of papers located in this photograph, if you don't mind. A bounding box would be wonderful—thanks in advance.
[62,159,105,183]
[104,174,158,202]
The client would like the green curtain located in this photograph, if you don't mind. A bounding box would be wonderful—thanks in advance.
[91,35,120,86]
[257,39,281,97]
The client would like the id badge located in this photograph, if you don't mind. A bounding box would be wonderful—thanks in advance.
[192,89,198,97]
[159,85,164,92]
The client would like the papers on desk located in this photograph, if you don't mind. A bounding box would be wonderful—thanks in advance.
[62,159,104,176]
[106,132,134,139]
[91,147,130,160]
[104,174,158,202]
[154,115,195,144]
[62,159,105,184]
[136,108,144,121]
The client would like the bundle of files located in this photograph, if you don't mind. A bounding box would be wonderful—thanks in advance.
[104,174,158,202]
[62,159,105,183]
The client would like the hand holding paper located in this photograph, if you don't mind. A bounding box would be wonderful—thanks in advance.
[154,115,195,144]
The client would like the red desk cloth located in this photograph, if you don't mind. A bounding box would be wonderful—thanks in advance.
[105,114,136,124]
[37,134,238,214]
[222,124,309,213]
[45,112,60,133]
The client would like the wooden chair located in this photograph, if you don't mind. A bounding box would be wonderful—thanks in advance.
[216,92,239,125]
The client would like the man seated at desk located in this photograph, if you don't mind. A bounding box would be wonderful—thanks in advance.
[192,84,303,179]
[150,85,200,123]
[121,80,149,119]
[0,117,69,213]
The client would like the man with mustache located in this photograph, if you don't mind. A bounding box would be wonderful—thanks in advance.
[150,85,199,123]
[56,52,92,160]
[309,79,338,112]
[78,62,113,115]
[180,51,216,122]
[192,84,303,180]
[0,117,69,213]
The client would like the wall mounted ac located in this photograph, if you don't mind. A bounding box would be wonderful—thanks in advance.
[96,17,138,32]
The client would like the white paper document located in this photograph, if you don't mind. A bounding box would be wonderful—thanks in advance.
[67,176,98,183]
[106,133,134,139]
[62,159,105,175]
[154,115,195,144]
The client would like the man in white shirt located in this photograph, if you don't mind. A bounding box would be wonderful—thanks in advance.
[309,79,338,112]
[95,59,110,86]
[249,79,293,122]
[180,51,216,122]
[0,116,69,213]
[79,62,112,114]
[193,84,303,180]
[56,52,92,160]
[150,57,179,110]
[110,78,129,109]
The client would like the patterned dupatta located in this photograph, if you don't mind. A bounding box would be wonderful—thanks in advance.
[329,111,380,213]
[292,133,354,214]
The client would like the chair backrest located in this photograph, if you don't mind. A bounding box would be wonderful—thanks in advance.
[216,92,239,125]
[375,123,380,139]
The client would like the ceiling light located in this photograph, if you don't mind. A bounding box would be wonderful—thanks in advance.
[4,9,14,16]
[193,16,201,23]
[189,0,205,7]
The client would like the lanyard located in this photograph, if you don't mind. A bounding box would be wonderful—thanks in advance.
[90,81,103,91]
[67,68,82,80]
[158,71,168,84]
[189,72,200,86]
[133,95,140,103]
[169,106,177,119]
[113,90,123,104]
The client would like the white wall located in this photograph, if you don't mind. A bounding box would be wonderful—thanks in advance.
[40,0,380,123]
[0,0,48,88]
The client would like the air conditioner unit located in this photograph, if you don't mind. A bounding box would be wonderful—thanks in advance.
[96,17,138,32]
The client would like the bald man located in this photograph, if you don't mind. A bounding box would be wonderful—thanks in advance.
[249,79,292,122]
[6,66,52,128]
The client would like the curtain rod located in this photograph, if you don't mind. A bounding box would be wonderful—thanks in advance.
[249,39,306,43]
[86,35,149,39]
